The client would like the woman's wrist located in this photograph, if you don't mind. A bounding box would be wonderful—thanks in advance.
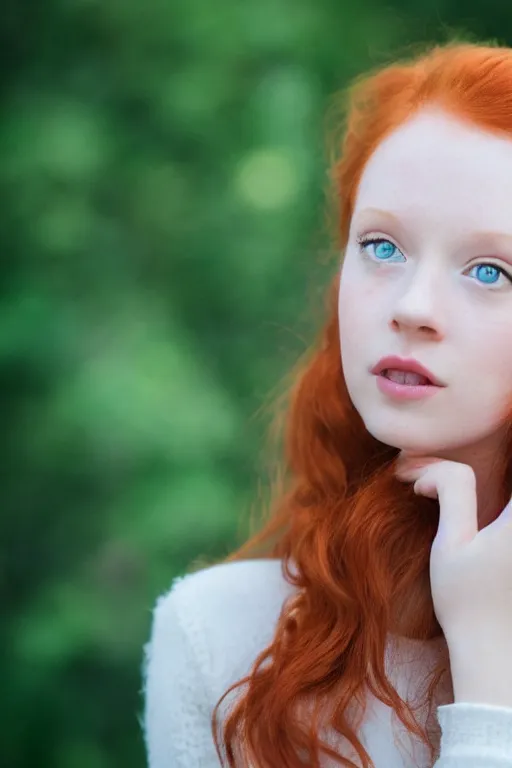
[448,635,512,707]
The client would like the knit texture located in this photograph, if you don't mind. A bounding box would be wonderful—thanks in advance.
[142,559,512,767]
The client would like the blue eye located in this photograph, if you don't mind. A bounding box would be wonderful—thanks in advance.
[358,237,405,262]
[357,237,512,287]
[468,263,511,286]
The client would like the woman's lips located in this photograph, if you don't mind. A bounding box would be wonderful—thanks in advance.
[370,355,446,387]
[382,369,431,386]
[375,370,443,400]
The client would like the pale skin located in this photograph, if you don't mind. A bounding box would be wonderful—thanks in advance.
[338,107,512,706]
[396,456,512,706]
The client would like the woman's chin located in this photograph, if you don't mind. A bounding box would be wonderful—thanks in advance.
[364,423,452,456]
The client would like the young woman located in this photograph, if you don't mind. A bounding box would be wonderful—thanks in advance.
[143,41,512,767]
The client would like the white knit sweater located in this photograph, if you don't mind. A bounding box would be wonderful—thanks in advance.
[142,558,512,767]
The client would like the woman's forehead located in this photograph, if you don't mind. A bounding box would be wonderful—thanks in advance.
[352,110,512,240]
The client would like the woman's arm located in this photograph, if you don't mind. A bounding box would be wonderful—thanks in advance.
[435,702,512,767]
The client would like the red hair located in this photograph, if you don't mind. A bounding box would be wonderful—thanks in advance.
[207,41,512,767]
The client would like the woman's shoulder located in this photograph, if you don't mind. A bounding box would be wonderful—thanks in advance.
[142,558,299,767]
[147,557,298,694]
[158,557,296,621]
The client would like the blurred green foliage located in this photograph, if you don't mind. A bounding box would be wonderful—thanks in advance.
[1,1,510,767]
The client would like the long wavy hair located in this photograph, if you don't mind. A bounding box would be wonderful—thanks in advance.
[207,40,512,768]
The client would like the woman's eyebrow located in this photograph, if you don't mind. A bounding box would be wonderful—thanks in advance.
[351,208,414,245]
[458,230,512,267]
[465,230,512,249]
[351,207,406,232]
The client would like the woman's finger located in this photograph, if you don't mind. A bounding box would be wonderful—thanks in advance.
[433,463,478,550]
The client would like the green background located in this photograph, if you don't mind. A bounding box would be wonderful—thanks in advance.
[1,2,508,767]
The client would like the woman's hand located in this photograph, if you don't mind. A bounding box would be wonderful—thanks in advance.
[396,454,512,704]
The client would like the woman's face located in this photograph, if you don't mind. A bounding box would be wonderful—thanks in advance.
[339,107,512,457]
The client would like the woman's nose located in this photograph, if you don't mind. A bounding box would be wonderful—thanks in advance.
[389,271,446,338]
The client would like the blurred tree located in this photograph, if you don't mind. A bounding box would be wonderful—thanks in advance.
[0,1,509,767]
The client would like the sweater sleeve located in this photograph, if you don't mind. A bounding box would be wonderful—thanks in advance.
[435,702,512,767]
[142,584,222,768]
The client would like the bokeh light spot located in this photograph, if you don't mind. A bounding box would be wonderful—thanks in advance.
[235,148,300,210]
